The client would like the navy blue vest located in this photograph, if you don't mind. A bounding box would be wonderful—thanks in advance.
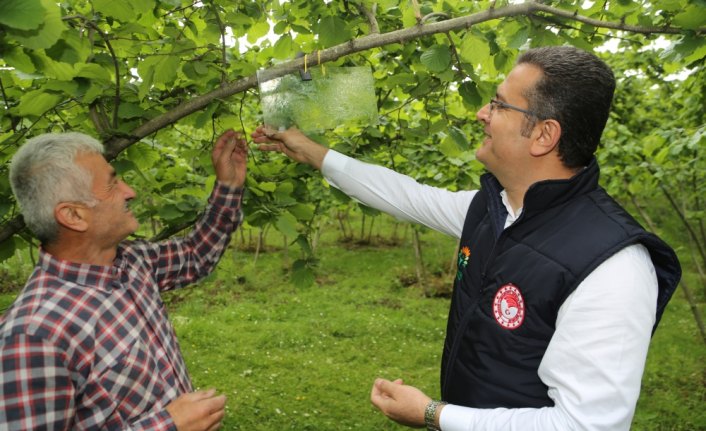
[440,159,681,408]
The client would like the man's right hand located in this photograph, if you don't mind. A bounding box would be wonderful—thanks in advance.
[166,389,227,431]
[251,126,328,170]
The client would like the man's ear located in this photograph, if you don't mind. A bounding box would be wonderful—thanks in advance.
[55,203,89,233]
[530,119,561,157]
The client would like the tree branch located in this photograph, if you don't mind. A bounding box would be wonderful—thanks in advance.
[211,3,228,84]
[354,2,379,34]
[64,15,121,129]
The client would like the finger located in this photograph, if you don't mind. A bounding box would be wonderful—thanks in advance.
[375,378,401,399]
[373,378,396,398]
[215,130,237,149]
[202,396,227,430]
[200,394,227,413]
[257,143,284,152]
[252,127,280,143]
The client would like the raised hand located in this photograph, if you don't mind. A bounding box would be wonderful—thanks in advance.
[166,389,227,431]
[212,129,248,188]
[251,126,328,170]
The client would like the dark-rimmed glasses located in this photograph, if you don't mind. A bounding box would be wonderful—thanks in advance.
[489,98,542,119]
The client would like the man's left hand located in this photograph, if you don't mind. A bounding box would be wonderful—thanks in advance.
[370,378,431,428]
[212,130,248,188]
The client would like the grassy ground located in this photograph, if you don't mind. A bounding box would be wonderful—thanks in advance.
[1,215,704,429]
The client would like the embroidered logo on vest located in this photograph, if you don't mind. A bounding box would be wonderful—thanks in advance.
[493,283,525,329]
[456,246,471,280]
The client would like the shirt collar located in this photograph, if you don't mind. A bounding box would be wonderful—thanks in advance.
[500,190,522,228]
[38,248,118,290]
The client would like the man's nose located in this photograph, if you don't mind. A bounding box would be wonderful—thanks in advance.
[120,180,136,199]
[476,103,491,123]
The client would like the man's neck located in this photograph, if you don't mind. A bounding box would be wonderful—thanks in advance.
[500,164,582,215]
[44,241,118,266]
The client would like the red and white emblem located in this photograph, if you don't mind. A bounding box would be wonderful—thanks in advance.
[493,283,525,330]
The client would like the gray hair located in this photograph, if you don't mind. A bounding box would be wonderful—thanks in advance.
[9,132,105,245]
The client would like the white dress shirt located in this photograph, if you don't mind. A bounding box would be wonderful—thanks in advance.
[322,150,658,431]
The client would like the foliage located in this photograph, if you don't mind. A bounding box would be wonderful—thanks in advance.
[0,0,704,287]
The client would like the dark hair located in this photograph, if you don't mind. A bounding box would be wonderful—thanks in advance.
[517,46,616,168]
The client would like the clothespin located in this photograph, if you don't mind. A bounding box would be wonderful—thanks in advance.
[296,52,312,81]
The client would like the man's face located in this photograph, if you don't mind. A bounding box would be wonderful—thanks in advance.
[76,152,138,245]
[474,63,543,177]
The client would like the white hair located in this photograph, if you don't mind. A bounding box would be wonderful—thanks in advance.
[9,132,105,244]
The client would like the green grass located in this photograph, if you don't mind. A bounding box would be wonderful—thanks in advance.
[1,215,704,429]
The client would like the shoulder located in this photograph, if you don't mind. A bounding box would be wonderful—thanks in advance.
[0,273,109,351]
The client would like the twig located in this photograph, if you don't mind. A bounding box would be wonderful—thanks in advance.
[354,2,379,34]
[211,3,228,84]
[63,15,121,129]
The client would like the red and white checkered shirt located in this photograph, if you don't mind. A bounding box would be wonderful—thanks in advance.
[0,183,243,430]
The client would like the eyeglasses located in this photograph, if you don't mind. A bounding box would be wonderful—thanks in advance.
[489,98,542,119]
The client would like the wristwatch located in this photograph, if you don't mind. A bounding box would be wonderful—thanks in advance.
[424,399,447,431]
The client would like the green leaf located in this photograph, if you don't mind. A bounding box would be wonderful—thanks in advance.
[75,63,113,82]
[158,203,184,221]
[258,182,277,192]
[247,21,271,44]
[3,47,35,73]
[439,135,462,158]
[458,81,482,107]
[93,0,135,22]
[420,45,451,73]
[118,103,147,120]
[291,259,316,287]
[448,126,469,150]
[18,90,62,116]
[459,33,490,67]
[0,0,45,30]
[317,16,352,47]
[153,56,181,87]
[7,0,65,50]
[506,25,529,49]
[673,5,706,29]
[273,34,294,59]
[127,144,161,170]
[0,237,17,262]
[30,51,76,80]
[275,211,299,237]
[288,203,315,221]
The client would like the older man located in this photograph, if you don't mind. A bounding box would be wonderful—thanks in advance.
[252,46,681,430]
[1,129,247,430]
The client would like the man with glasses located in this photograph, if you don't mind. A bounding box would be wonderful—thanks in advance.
[252,46,680,430]
[1,130,247,430]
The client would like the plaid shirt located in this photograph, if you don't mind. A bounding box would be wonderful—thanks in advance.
[0,183,243,430]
